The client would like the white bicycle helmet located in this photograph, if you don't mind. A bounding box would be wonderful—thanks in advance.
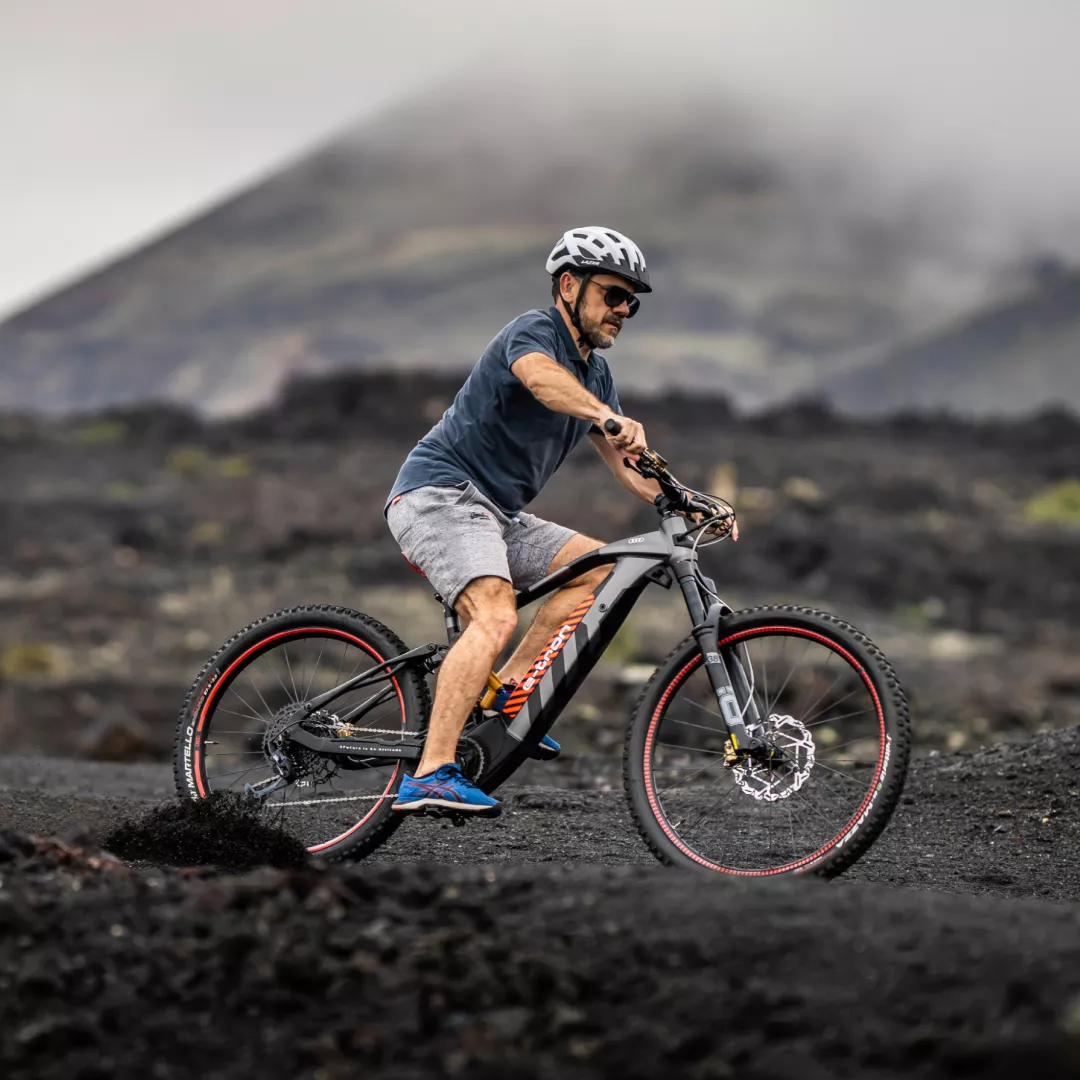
[545,226,652,293]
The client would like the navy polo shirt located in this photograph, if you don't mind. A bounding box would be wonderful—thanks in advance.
[386,306,621,515]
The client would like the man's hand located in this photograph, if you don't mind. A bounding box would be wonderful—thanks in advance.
[599,411,647,456]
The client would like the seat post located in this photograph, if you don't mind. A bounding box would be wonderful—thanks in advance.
[440,597,463,644]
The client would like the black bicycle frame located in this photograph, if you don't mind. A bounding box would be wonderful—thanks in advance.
[283,512,760,794]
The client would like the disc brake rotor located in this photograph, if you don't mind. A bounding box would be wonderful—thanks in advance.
[733,714,816,802]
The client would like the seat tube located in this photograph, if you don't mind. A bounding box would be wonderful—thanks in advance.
[443,603,462,645]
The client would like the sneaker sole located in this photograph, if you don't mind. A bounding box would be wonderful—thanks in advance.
[391,797,501,818]
[528,743,561,761]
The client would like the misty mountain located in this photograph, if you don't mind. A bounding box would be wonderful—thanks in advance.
[824,267,1080,415]
[0,86,1074,416]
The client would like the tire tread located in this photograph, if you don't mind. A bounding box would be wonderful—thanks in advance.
[173,604,431,862]
[623,604,911,878]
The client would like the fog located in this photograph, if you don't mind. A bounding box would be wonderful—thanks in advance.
[3,0,1080,316]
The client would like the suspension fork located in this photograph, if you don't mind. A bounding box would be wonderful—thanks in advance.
[672,556,755,752]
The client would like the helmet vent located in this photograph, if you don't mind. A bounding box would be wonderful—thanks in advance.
[544,226,652,292]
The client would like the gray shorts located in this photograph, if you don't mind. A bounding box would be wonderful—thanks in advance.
[386,483,575,608]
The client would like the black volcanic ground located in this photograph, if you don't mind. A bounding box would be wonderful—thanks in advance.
[3,729,1080,1079]
[1,373,1077,763]
[1,374,1080,1076]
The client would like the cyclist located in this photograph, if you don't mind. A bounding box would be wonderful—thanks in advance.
[386,227,728,816]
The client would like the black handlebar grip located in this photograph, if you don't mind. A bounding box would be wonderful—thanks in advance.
[604,418,622,436]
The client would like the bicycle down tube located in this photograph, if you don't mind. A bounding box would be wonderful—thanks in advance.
[278,511,751,786]
[288,512,756,793]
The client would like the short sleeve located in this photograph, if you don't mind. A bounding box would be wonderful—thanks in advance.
[505,311,561,369]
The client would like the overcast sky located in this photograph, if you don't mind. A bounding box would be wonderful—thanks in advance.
[3,0,1080,317]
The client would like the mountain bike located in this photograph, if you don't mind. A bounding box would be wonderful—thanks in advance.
[174,423,911,877]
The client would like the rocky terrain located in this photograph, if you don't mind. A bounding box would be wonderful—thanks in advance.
[0,367,1078,1079]
[4,728,1080,1079]
[0,371,1077,766]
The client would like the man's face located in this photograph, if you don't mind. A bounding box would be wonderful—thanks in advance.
[565,272,637,350]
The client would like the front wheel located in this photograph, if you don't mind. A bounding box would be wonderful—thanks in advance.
[173,605,430,861]
[625,606,910,878]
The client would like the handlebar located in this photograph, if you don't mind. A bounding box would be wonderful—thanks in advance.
[602,418,736,532]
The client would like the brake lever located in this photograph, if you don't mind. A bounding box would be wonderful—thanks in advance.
[623,449,670,479]
[624,456,659,480]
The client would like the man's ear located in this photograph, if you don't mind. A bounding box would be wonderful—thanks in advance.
[560,271,579,303]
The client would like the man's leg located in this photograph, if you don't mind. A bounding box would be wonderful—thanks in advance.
[497,533,610,685]
[413,575,518,778]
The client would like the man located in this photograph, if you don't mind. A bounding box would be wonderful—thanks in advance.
[385,227,679,815]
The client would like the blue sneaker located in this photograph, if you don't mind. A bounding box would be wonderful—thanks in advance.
[488,683,561,761]
[391,764,501,817]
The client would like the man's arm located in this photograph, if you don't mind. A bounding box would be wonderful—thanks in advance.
[589,429,740,540]
[588,430,662,504]
[510,352,647,455]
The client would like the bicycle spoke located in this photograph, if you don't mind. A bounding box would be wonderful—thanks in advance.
[801,687,866,727]
[804,773,862,813]
[193,625,416,856]
[656,756,726,795]
[797,666,849,727]
[657,741,729,757]
[648,623,890,874]
[206,764,263,783]
[212,707,267,726]
[241,672,275,719]
[667,714,729,737]
[765,637,810,717]
[221,692,266,725]
[303,637,328,701]
[264,658,295,704]
[685,697,721,720]
[805,705,875,729]
[281,645,299,701]
[808,760,872,788]
[790,784,849,833]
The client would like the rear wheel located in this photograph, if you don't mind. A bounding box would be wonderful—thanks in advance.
[625,606,910,878]
[173,605,430,861]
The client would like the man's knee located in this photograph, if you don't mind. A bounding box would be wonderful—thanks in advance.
[550,534,611,590]
[578,563,612,591]
[457,577,518,649]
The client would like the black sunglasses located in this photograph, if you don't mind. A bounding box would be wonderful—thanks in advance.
[590,280,640,318]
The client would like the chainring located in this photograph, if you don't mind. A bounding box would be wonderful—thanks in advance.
[733,714,816,802]
[456,735,486,783]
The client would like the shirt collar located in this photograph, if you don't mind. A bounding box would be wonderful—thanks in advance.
[547,305,591,367]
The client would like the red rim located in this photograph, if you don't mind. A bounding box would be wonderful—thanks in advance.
[642,626,888,876]
[191,626,407,854]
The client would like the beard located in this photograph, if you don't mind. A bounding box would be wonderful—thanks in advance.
[582,316,623,351]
